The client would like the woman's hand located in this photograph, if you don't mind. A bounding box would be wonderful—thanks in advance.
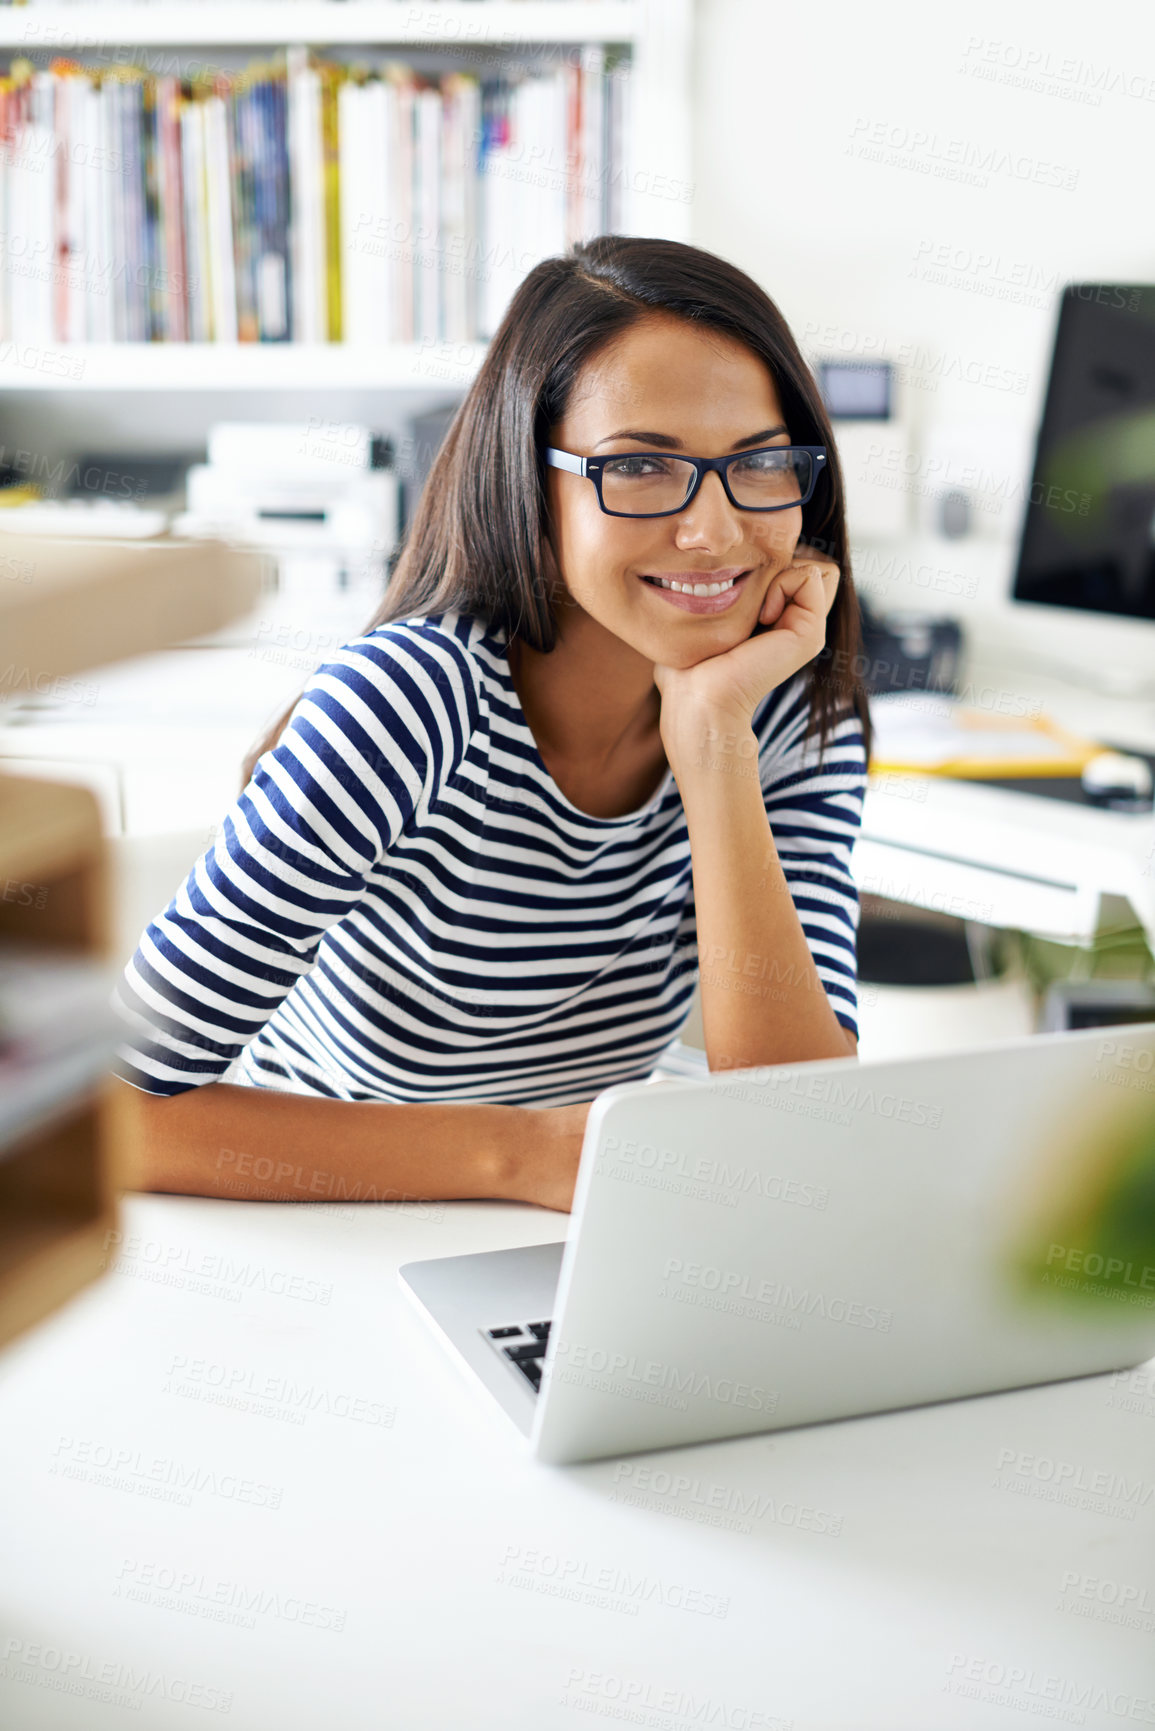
[653,543,841,743]
[503,1101,593,1212]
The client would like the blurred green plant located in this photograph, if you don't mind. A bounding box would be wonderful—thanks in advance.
[998,918,1155,1312]
[1014,1090,1155,1312]
[1007,917,1155,1001]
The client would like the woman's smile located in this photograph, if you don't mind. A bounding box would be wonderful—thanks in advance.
[637,566,754,614]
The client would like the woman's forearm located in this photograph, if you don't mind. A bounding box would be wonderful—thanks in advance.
[674,719,856,1071]
[109,1077,581,1207]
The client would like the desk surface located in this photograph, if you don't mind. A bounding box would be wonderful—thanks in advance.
[2,1193,1153,1731]
[858,650,1155,946]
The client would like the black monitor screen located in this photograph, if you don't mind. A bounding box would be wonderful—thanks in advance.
[1066,1004,1155,1031]
[1012,284,1155,621]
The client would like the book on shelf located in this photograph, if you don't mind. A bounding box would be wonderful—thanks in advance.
[0,45,630,348]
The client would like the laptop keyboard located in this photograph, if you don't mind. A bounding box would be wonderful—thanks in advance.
[484,1320,553,1393]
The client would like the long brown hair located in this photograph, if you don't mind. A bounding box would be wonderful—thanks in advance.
[242,235,871,786]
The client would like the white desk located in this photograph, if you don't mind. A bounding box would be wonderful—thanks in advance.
[858,650,1155,948]
[3,1192,1153,1730]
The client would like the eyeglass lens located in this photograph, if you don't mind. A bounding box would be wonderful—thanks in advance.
[600,448,814,515]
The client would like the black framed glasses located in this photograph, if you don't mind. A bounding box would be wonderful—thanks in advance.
[544,443,827,518]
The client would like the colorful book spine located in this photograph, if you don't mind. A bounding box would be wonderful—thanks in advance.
[0,48,628,346]
[320,61,342,343]
[229,75,258,344]
[156,75,187,340]
[180,89,209,342]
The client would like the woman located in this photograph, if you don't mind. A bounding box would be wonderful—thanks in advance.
[112,235,872,1213]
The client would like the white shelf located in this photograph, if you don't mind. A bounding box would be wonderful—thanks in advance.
[1,2,641,48]
[0,342,486,391]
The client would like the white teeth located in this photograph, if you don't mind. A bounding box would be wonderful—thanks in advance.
[650,574,739,596]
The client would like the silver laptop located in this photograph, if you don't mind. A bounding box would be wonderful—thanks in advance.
[399,1023,1155,1464]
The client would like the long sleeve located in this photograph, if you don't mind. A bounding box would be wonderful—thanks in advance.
[754,671,868,1040]
[111,623,479,1095]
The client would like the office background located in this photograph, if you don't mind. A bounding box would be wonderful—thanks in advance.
[695,0,1155,630]
[2,0,1152,1067]
[2,5,1155,1730]
[689,0,1155,1056]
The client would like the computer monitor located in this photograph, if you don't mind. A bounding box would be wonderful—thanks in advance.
[1009,286,1155,682]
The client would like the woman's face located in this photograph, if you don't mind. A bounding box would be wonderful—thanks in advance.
[545,312,805,668]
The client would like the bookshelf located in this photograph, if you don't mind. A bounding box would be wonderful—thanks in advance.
[0,0,694,390]
[0,534,261,1353]
[0,0,696,998]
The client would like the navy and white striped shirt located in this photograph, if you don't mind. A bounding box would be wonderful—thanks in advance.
[112,608,867,1107]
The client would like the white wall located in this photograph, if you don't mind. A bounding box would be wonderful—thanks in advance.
[688,0,1155,657]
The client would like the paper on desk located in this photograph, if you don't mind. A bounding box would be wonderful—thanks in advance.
[868,692,1101,777]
